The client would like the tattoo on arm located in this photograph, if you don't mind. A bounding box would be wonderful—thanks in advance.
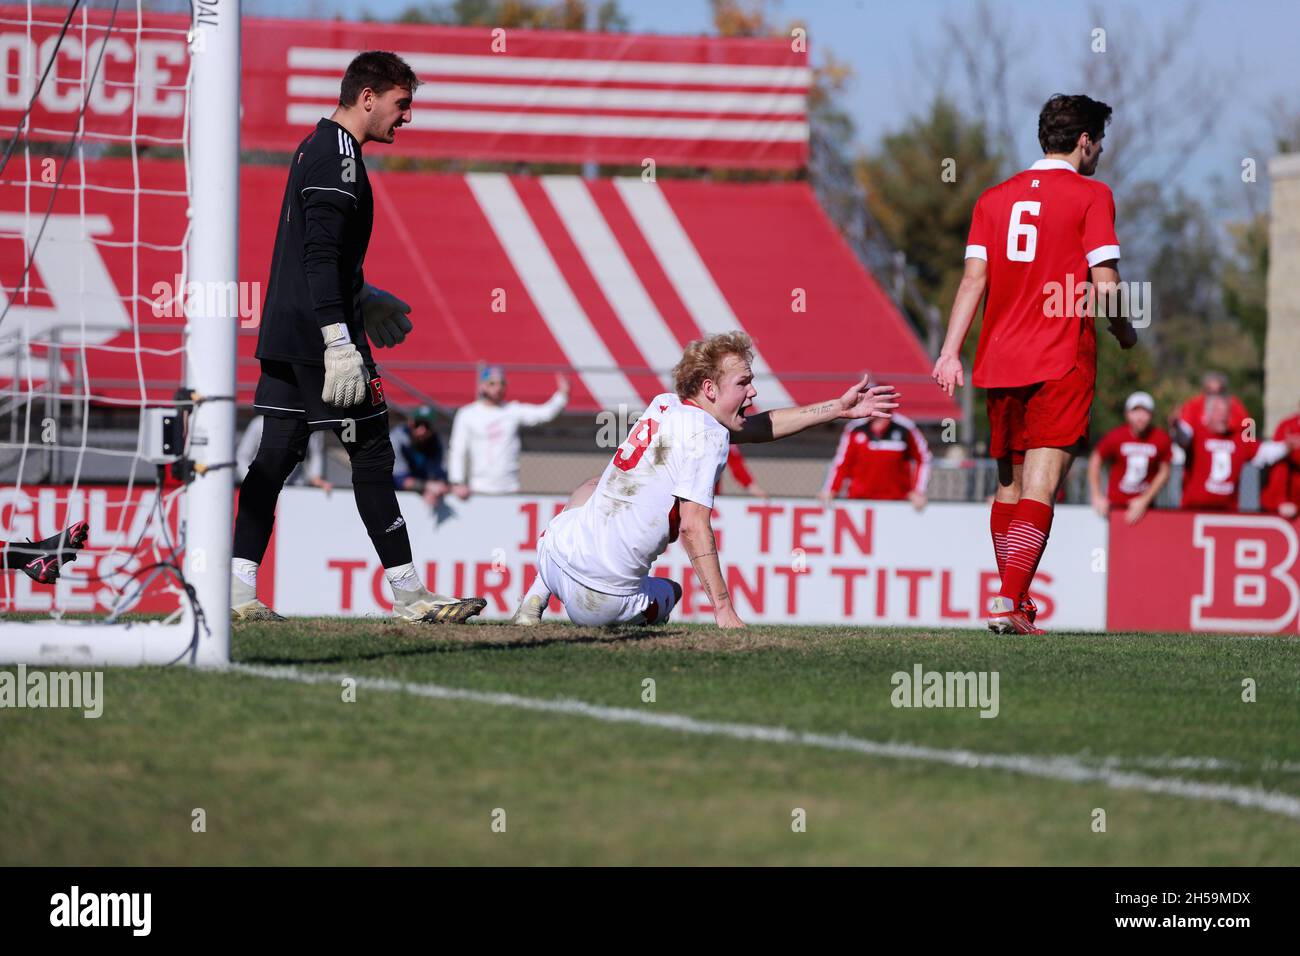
[803,402,836,417]
[687,549,730,605]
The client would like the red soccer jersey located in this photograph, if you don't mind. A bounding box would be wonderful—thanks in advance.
[966,159,1121,389]
[1178,421,1255,511]
[1261,413,1300,513]
[824,414,931,500]
[1094,424,1173,505]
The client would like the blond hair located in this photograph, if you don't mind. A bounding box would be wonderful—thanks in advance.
[672,331,754,401]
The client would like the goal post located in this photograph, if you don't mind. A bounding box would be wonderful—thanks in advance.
[1,1,240,667]
[179,0,240,668]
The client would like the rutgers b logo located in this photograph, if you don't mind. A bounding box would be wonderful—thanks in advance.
[368,377,385,407]
[1192,516,1300,631]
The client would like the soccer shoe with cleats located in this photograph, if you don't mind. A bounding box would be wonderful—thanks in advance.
[29,519,90,555]
[1021,596,1038,624]
[393,585,487,624]
[231,575,285,622]
[21,520,91,583]
[509,593,546,626]
[987,595,1045,635]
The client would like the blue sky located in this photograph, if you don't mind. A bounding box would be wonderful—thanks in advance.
[243,0,1296,207]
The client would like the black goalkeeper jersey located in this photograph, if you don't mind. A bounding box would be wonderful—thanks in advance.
[256,118,375,367]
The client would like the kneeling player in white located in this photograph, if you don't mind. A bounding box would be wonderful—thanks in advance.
[512,332,899,629]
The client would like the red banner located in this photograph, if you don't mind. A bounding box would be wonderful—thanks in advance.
[1,6,809,170]
[0,484,187,614]
[1107,511,1300,633]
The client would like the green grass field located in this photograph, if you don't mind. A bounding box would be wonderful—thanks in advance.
[3,619,1299,865]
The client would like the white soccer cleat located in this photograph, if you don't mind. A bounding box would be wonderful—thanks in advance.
[231,575,285,622]
[392,585,487,624]
[509,594,546,627]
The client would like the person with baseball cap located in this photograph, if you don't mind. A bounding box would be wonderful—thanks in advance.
[447,366,569,497]
[1087,390,1173,524]
[392,404,450,510]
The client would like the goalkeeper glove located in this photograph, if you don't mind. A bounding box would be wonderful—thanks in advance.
[321,323,367,407]
[360,284,413,348]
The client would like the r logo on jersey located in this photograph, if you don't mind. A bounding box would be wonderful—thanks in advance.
[369,376,386,407]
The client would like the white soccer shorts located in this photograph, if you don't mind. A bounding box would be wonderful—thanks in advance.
[536,539,679,627]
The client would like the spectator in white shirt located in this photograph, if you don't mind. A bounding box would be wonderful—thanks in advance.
[449,365,569,497]
[236,415,331,492]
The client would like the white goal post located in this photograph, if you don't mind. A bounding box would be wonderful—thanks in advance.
[2,1,239,667]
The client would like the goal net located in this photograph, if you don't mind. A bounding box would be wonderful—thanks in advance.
[0,0,238,665]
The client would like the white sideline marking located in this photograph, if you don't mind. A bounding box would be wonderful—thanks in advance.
[232,664,1300,821]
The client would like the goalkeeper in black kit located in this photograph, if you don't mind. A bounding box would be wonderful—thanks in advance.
[231,51,485,624]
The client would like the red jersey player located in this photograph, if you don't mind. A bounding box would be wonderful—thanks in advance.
[932,94,1138,635]
[1171,394,1294,511]
[1087,390,1172,525]
[1261,403,1300,519]
[820,413,932,509]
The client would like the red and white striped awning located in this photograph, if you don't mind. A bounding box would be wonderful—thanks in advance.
[330,169,956,419]
[267,25,810,170]
[0,159,957,422]
[0,6,809,171]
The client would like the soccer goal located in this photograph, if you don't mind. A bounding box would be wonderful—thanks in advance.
[0,1,239,666]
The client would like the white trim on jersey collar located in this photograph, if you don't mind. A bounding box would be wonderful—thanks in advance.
[1029,158,1078,173]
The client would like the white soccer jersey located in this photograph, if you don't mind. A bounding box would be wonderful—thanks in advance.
[447,390,567,494]
[544,393,730,595]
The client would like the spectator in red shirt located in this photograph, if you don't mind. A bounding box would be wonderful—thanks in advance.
[1172,394,1293,511]
[819,413,931,510]
[1087,390,1172,525]
[1261,403,1300,520]
[1178,371,1249,433]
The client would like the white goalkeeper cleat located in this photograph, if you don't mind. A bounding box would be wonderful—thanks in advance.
[231,575,285,622]
[392,584,487,624]
[509,593,546,627]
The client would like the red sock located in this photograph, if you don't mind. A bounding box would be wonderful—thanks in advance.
[990,501,1016,578]
[1000,498,1054,604]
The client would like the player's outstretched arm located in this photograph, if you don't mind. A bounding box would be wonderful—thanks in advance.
[677,500,744,628]
[732,378,899,445]
[931,256,987,396]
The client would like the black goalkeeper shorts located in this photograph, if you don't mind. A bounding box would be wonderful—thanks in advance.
[253,359,389,433]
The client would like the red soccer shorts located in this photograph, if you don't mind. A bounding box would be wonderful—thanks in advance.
[985,359,1095,461]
